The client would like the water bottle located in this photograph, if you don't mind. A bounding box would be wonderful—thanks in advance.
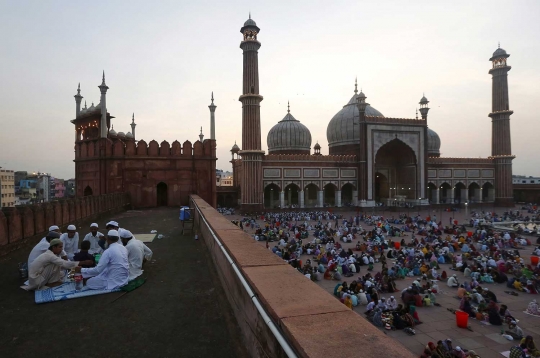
[74,273,83,291]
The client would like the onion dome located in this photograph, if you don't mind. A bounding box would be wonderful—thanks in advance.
[490,45,510,61]
[267,104,312,154]
[314,142,321,150]
[427,128,441,157]
[109,125,117,137]
[126,132,134,139]
[244,18,256,27]
[117,132,125,138]
[231,141,240,154]
[420,95,429,105]
[327,89,384,149]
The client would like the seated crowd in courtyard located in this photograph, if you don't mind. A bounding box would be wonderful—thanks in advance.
[24,221,152,291]
[228,205,540,357]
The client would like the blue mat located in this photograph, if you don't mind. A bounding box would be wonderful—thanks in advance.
[35,282,121,304]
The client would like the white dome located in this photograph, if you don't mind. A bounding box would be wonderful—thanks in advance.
[267,111,312,153]
[427,128,441,157]
[327,92,384,148]
[126,132,134,138]
[109,127,117,137]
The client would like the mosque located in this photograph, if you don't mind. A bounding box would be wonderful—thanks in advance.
[230,16,515,211]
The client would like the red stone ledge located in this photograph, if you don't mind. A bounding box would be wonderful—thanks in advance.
[191,195,414,358]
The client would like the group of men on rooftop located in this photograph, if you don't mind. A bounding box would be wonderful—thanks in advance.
[24,221,152,291]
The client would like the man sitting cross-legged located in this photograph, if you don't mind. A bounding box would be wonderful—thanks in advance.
[26,239,93,290]
[76,230,129,290]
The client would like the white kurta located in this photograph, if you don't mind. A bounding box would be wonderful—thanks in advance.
[125,239,153,280]
[60,232,80,260]
[81,242,129,290]
[27,250,79,290]
[28,238,67,267]
[83,232,104,254]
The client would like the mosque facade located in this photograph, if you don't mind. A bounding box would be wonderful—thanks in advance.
[231,17,514,211]
[71,74,217,208]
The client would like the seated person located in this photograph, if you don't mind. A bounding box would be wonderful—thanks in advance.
[447,274,459,287]
[25,239,92,290]
[76,230,129,290]
[28,231,66,267]
[504,320,524,340]
[423,294,432,306]
[73,241,96,268]
[119,229,153,280]
[83,223,104,254]
[60,225,80,261]
[527,300,540,316]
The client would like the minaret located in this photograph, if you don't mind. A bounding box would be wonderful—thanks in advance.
[74,83,83,118]
[98,71,109,138]
[356,89,370,206]
[208,92,216,140]
[199,127,204,142]
[419,94,430,120]
[130,113,136,140]
[239,15,264,211]
[489,45,514,206]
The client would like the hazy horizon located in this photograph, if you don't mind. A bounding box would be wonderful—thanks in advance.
[1,0,539,180]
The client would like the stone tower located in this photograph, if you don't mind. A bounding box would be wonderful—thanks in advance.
[489,45,514,206]
[239,15,264,211]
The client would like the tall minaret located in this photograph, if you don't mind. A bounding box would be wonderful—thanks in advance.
[419,94,430,120]
[489,45,514,206]
[239,15,264,211]
[98,71,109,138]
[130,113,136,140]
[74,83,83,118]
[208,92,216,140]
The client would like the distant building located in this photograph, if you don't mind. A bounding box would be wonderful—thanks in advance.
[65,179,76,198]
[53,178,66,198]
[513,175,540,203]
[216,170,233,187]
[513,175,540,184]
[0,169,15,207]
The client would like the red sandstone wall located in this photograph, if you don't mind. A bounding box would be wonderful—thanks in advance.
[75,138,217,208]
[0,192,130,256]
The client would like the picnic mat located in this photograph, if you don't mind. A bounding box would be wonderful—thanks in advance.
[35,282,121,304]
[135,234,157,243]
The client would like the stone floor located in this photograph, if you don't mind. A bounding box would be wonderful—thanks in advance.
[231,205,540,357]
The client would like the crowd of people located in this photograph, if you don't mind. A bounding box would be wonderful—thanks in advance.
[24,221,152,291]
[228,207,540,358]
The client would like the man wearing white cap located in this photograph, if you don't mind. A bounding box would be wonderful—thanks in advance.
[76,229,129,290]
[49,225,61,233]
[119,228,153,280]
[60,225,80,260]
[386,296,398,310]
[28,231,67,267]
[83,223,104,254]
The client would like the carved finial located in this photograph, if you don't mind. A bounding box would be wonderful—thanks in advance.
[211,91,214,104]
[112,124,114,130]
[498,41,500,49]
[77,83,81,94]
[416,108,418,119]
[200,126,203,134]
[354,77,358,94]
[249,12,251,19]
[102,70,105,83]
[287,101,290,113]
[132,113,135,123]
[84,101,87,109]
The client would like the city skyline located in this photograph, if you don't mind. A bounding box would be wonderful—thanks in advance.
[1,1,540,180]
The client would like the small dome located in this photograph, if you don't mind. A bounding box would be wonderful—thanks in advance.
[88,102,95,111]
[126,132,134,139]
[109,127,117,137]
[231,141,240,153]
[314,142,321,150]
[327,91,384,149]
[427,127,441,157]
[267,111,312,153]
[420,95,429,104]
[492,47,507,58]
[117,132,125,138]
[244,18,257,27]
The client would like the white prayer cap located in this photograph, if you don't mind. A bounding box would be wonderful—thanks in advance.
[106,221,119,227]
[391,296,394,299]
[67,224,76,231]
[455,346,462,351]
[90,223,98,228]
[49,225,59,231]
[108,229,119,237]
[118,229,133,239]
